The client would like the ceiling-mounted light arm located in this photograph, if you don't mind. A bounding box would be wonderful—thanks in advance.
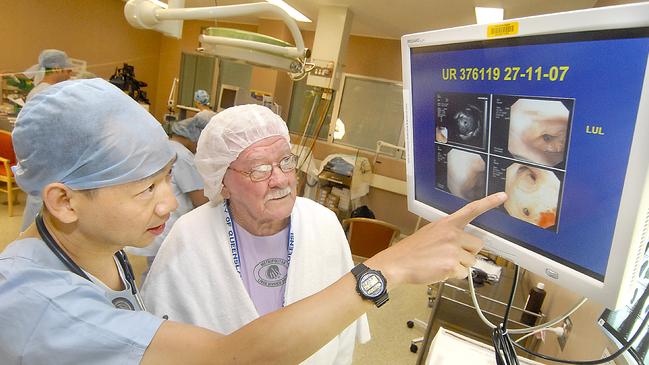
[124,0,306,57]
[198,34,303,59]
[161,3,305,55]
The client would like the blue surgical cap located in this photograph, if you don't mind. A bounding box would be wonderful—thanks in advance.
[171,110,214,142]
[13,78,175,197]
[194,89,210,106]
[38,49,73,69]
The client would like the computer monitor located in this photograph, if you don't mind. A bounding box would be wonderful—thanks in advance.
[401,3,649,309]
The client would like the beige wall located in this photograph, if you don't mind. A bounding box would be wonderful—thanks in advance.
[1,0,162,112]
[595,0,645,5]
[343,35,403,81]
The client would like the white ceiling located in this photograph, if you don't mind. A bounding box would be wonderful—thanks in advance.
[182,0,640,39]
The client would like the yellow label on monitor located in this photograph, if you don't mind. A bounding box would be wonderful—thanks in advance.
[487,22,519,38]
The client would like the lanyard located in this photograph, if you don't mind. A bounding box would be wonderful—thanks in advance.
[223,201,295,278]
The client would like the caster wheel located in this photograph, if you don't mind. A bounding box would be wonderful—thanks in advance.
[410,344,418,353]
[406,320,414,328]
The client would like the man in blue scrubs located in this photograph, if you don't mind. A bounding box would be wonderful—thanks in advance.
[0,78,506,364]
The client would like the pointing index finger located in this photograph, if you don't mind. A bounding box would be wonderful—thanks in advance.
[447,192,507,227]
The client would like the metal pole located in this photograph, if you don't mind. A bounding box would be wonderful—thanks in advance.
[416,281,445,365]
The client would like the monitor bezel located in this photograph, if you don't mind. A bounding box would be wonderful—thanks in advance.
[401,3,649,309]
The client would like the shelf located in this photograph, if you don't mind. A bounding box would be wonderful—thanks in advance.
[318,170,352,186]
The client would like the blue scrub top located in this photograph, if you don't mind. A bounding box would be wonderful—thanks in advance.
[0,238,164,364]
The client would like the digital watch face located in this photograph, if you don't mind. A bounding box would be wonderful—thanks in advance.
[360,272,385,298]
[409,28,649,281]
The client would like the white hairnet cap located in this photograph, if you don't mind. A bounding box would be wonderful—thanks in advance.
[39,49,73,69]
[195,104,290,201]
[13,78,175,197]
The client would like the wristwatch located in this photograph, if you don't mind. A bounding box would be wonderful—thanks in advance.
[351,263,389,307]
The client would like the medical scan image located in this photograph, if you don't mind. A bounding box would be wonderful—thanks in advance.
[504,163,560,229]
[446,148,486,201]
[436,93,489,149]
[454,104,482,141]
[507,98,570,167]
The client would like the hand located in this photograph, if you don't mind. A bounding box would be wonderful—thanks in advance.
[368,192,507,287]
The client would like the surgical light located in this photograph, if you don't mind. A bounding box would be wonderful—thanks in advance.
[124,0,313,79]
[474,7,504,24]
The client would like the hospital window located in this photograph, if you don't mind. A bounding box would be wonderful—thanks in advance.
[286,79,334,140]
[330,74,405,157]
[178,52,217,108]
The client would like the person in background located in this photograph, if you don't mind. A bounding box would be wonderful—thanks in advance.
[25,49,74,101]
[193,89,210,107]
[0,78,507,364]
[20,49,75,233]
[127,109,210,280]
[142,105,370,364]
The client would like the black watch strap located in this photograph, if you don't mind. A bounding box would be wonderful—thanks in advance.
[351,262,369,277]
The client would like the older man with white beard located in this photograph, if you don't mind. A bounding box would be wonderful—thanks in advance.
[142,104,370,365]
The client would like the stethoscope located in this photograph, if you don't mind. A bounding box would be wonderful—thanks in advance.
[35,213,147,311]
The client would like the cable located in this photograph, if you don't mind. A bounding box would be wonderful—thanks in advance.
[502,265,519,330]
[514,326,564,343]
[512,312,649,364]
[295,89,320,162]
[468,267,588,334]
[491,265,520,365]
[468,267,649,364]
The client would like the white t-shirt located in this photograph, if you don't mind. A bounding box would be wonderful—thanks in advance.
[235,221,290,316]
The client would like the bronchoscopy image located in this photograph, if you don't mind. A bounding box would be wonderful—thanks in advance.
[446,148,486,201]
[504,163,560,229]
[508,98,569,167]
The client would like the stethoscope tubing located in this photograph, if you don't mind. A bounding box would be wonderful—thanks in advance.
[35,213,147,311]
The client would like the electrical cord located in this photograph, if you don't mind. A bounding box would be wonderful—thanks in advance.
[514,326,565,343]
[491,265,520,365]
[468,267,587,334]
[502,265,519,329]
[297,92,331,173]
[468,266,649,364]
[512,312,649,364]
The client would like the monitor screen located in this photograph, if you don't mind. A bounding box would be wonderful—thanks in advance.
[402,4,649,309]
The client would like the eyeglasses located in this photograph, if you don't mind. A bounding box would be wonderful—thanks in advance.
[228,154,298,182]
